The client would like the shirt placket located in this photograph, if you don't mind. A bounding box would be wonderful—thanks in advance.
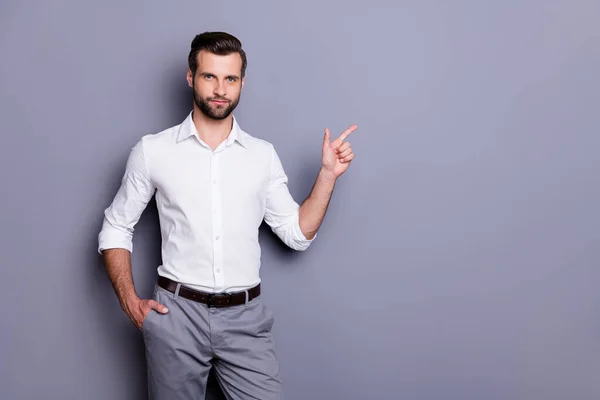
[211,149,225,292]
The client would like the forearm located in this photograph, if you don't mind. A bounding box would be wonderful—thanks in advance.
[299,168,337,240]
[102,248,139,311]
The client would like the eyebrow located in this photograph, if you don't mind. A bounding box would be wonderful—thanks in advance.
[199,72,240,80]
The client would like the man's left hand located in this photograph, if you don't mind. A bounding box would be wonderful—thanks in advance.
[322,124,358,179]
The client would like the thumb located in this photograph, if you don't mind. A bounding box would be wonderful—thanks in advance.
[148,299,169,314]
[323,128,331,149]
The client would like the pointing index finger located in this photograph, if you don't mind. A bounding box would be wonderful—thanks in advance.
[334,124,358,144]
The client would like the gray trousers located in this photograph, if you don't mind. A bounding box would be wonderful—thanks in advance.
[141,283,283,400]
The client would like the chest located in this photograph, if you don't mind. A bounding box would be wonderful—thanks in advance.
[151,147,270,208]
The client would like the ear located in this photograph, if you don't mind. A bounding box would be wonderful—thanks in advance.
[186,69,193,88]
[241,77,245,89]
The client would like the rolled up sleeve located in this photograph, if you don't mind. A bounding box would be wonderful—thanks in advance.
[263,145,316,251]
[97,138,155,254]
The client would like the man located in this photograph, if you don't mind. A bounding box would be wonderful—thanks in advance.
[98,31,356,400]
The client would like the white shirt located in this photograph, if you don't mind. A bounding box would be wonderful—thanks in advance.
[98,111,315,293]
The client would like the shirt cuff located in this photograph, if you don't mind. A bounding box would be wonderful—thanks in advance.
[97,227,133,254]
[290,210,317,251]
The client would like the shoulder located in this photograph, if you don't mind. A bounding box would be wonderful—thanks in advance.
[124,123,182,176]
[238,128,277,156]
[138,123,181,147]
[128,122,183,164]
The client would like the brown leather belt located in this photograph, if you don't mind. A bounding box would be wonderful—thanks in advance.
[157,276,260,307]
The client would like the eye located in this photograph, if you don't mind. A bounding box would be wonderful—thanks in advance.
[204,74,214,80]
[227,77,236,82]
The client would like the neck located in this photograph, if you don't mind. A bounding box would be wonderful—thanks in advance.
[191,104,234,149]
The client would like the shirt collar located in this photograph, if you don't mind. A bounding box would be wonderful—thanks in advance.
[176,111,247,149]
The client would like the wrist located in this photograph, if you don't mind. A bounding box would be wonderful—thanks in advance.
[121,293,141,312]
[319,167,337,183]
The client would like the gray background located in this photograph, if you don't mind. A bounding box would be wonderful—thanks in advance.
[1,0,599,399]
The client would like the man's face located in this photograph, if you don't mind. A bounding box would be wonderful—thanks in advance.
[187,50,244,120]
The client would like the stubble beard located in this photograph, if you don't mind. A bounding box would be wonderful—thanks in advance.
[193,85,240,121]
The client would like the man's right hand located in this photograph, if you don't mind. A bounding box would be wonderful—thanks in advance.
[126,298,169,331]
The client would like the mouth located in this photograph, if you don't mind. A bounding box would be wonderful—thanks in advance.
[210,99,229,106]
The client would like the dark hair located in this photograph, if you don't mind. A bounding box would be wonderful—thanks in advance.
[188,31,247,78]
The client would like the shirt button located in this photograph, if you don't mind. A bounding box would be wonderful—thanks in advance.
[212,180,217,184]
[217,269,221,273]
[215,236,220,240]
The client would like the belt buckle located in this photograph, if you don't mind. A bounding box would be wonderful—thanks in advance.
[207,292,232,307]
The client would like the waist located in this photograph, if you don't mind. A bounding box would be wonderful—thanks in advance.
[157,276,261,307]
[156,265,261,293]
[158,248,261,292]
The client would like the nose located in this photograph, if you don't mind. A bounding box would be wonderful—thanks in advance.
[213,79,226,97]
